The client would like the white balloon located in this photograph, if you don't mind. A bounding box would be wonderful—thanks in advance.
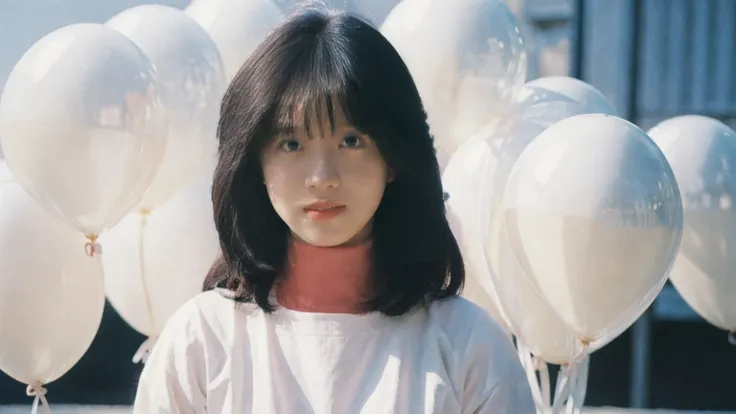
[382,0,527,165]
[443,138,506,330]
[525,76,616,116]
[498,114,683,344]
[100,173,220,338]
[648,115,736,333]
[471,83,615,363]
[0,23,168,234]
[107,5,227,211]
[0,162,105,386]
[186,0,284,82]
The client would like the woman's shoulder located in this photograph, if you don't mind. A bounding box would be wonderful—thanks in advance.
[158,289,257,346]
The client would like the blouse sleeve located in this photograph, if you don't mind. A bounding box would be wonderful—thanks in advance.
[133,297,208,414]
[461,311,536,414]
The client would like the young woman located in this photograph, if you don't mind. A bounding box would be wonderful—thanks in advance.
[135,7,534,413]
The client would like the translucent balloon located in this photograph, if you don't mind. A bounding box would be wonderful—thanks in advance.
[100,173,219,340]
[525,76,616,116]
[382,0,527,166]
[498,114,682,345]
[0,23,168,235]
[0,161,105,387]
[475,83,616,363]
[648,115,736,333]
[186,0,284,82]
[443,137,507,331]
[107,5,227,211]
[484,82,617,217]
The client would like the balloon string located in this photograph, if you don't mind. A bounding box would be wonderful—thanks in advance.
[729,331,736,346]
[566,355,590,414]
[535,355,551,407]
[26,382,51,414]
[517,341,546,410]
[551,342,590,413]
[137,209,157,365]
[84,233,102,257]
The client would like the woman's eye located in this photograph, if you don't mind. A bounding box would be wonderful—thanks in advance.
[279,139,301,152]
[340,134,363,148]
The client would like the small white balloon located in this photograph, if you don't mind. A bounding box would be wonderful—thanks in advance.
[107,5,227,211]
[525,76,616,116]
[0,23,168,234]
[499,114,682,345]
[100,173,219,340]
[649,115,736,333]
[186,0,284,82]
[0,161,105,386]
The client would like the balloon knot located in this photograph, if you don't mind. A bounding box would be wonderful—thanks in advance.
[26,381,51,414]
[26,382,46,397]
[84,233,102,257]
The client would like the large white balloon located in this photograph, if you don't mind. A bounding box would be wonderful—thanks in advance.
[186,0,284,82]
[0,161,105,387]
[107,5,227,211]
[0,23,168,235]
[100,173,219,341]
[498,114,682,345]
[648,115,736,333]
[382,0,527,167]
[476,82,615,363]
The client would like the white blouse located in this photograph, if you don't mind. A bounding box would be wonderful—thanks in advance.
[133,289,536,413]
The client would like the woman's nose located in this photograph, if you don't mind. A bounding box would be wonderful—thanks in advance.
[305,154,340,190]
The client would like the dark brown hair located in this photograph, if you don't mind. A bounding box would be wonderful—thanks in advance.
[207,6,464,316]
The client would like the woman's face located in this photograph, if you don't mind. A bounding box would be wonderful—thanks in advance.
[261,104,392,247]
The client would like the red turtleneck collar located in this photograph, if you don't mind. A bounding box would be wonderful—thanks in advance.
[275,238,374,314]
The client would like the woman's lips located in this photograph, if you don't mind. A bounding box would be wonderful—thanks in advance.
[303,202,346,221]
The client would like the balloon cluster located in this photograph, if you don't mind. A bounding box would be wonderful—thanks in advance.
[418,2,736,413]
[1,1,735,413]
[0,0,285,411]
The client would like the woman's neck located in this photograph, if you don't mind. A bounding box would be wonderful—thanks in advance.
[275,238,374,314]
